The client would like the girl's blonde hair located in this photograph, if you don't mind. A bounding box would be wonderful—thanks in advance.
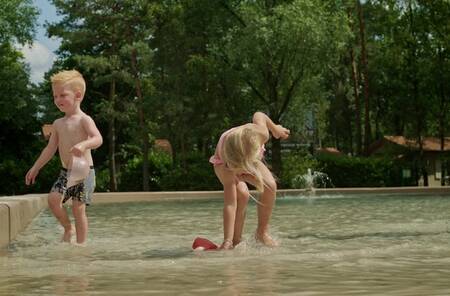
[50,70,86,97]
[222,126,267,192]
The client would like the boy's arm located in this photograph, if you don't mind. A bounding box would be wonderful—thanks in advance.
[70,115,103,156]
[25,125,59,185]
[252,112,290,141]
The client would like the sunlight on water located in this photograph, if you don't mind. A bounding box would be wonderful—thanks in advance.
[1,194,450,295]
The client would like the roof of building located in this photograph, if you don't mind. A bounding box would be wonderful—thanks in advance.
[369,135,450,154]
[316,147,343,156]
[154,139,173,155]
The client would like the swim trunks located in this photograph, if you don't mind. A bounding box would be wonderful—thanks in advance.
[50,167,96,205]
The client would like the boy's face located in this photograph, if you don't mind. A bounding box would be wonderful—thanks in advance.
[52,83,82,113]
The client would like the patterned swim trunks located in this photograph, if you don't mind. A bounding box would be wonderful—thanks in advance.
[50,167,96,205]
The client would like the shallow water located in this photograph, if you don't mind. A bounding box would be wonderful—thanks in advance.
[1,193,450,295]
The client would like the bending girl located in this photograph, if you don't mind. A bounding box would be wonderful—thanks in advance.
[210,112,290,249]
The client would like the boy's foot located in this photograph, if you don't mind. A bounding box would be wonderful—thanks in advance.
[62,225,74,243]
[255,232,279,247]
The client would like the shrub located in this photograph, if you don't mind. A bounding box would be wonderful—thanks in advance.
[119,150,172,191]
[159,151,221,191]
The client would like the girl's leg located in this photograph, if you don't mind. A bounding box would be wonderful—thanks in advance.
[234,181,250,246]
[255,163,278,246]
[239,162,278,246]
[48,192,73,242]
[214,165,238,249]
[72,200,88,244]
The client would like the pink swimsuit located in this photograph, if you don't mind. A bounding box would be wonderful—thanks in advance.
[209,128,265,166]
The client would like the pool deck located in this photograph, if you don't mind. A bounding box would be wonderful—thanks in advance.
[1,187,449,248]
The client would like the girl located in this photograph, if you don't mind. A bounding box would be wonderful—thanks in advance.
[210,112,290,249]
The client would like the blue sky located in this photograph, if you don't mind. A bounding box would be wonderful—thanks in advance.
[20,0,61,83]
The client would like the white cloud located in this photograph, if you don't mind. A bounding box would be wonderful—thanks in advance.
[19,41,56,84]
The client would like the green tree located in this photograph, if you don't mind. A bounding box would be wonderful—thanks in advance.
[0,0,40,195]
[213,0,349,175]
[0,0,37,44]
[48,0,158,191]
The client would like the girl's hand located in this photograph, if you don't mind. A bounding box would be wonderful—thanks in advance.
[272,125,290,140]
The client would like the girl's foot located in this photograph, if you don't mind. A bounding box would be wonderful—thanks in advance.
[255,232,279,247]
[62,224,74,243]
[219,239,234,250]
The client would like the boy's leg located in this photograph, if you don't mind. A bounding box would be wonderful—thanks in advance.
[72,200,87,244]
[48,192,73,242]
[71,169,95,245]
[234,181,250,246]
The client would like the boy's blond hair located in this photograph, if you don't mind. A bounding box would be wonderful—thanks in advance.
[50,70,86,97]
[222,126,266,192]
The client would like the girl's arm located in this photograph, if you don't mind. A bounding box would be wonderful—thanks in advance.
[252,112,290,141]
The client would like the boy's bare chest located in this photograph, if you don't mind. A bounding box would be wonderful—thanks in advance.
[56,118,86,141]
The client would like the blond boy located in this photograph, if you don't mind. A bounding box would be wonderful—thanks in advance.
[26,70,103,244]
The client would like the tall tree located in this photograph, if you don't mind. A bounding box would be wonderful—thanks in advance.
[0,0,40,195]
[214,0,349,175]
[347,4,362,155]
[356,0,372,155]
[48,0,156,191]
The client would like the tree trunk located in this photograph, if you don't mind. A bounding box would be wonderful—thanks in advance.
[350,47,361,155]
[437,47,447,186]
[108,79,118,191]
[356,0,371,156]
[271,137,282,178]
[406,0,427,187]
[347,7,362,156]
[131,48,150,191]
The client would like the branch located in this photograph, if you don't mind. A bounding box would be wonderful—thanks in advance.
[218,50,270,105]
[279,66,304,118]
[219,1,246,27]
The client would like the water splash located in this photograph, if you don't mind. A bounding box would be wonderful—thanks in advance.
[291,168,334,192]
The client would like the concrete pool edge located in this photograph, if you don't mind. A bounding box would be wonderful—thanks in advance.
[1,186,449,248]
[0,194,47,249]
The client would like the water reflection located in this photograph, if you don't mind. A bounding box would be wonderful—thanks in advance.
[2,196,450,295]
[288,230,450,240]
[52,275,90,295]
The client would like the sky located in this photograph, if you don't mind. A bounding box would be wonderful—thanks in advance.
[20,0,62,84]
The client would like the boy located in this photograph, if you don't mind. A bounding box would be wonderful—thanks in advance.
[25,70,103,245]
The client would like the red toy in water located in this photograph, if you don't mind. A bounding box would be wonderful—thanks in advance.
[192,237,218,251]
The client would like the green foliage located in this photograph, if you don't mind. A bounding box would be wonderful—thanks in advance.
[0,0,38,44]
[119,150,172,191]
[215,0,350,120]
[315,154,414,187]
[8,0,447,195]
[0,156,60,196]
[279,150,319,188]
[0,1,41,196]
[159,152,221,191]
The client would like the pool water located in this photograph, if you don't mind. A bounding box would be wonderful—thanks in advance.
[1,193,450,295]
